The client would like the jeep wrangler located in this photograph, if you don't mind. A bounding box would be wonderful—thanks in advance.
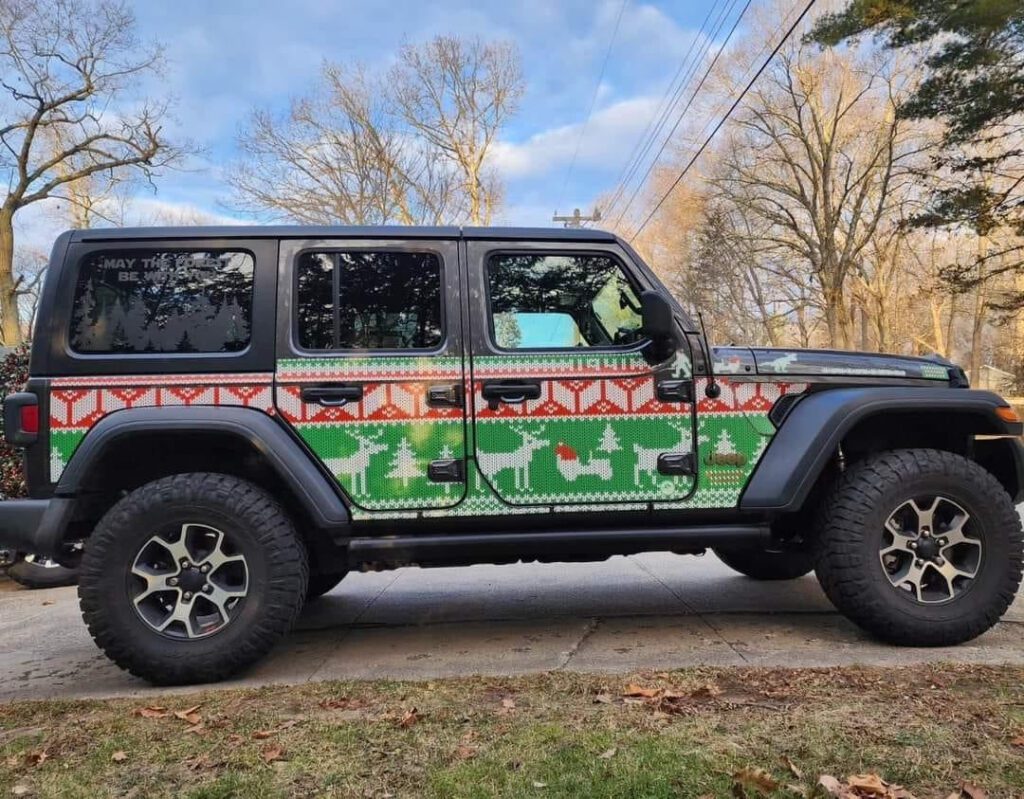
[1,226,1022,685]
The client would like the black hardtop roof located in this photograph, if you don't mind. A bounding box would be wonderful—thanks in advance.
[68,225,619,244]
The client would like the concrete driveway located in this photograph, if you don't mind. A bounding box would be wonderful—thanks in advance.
[2,550,1023,702]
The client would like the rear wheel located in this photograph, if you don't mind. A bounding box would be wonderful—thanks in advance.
[7,554,79,589]
[714,545,815,581]
[815,449,1023,646]
[79,473,308,685]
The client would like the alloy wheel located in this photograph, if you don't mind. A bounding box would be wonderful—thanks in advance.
[129,523,249,639]
[879,496,982,604]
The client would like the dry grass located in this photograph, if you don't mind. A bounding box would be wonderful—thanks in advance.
[1,664,1023,798]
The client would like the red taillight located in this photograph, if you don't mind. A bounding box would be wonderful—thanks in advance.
[20,404,38,434]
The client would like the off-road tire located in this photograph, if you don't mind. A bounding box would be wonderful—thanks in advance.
[306,570,348,601]
[714,546,815,581]
[7,556,79,589]
[79,473,308,685]
[815,449,1023,646]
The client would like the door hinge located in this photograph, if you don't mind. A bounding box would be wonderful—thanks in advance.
[657,452,695,476]
[655,379,693,403]
[427,458,465,483]
[426,383,464,408]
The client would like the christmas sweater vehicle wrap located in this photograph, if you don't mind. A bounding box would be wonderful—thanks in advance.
[48,373,275,483]
[275,353,806,520]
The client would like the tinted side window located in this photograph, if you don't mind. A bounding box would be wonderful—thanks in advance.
[296,251,443,350]
[70,250,254,354]
[487,253,643,350]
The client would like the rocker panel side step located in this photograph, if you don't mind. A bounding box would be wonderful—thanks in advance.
[347,525,770,566]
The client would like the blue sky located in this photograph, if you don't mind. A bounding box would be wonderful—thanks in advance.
[17,1,726,248]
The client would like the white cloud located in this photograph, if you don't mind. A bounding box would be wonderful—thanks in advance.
[490,94,660,181]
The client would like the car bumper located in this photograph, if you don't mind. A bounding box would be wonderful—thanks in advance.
[0,498,75,558]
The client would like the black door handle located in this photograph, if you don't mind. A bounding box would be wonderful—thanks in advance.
[481,380,542,409]
[300,384,364,406]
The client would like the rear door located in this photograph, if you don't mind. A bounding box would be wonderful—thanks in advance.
[275,238,468,513]
[466,240,697,508]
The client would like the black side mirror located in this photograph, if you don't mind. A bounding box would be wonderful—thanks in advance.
[640,290,674,342]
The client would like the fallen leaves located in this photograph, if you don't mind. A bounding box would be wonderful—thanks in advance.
[732,766,779,796]
[318,696,365,711]
[110,751,127,763]
[172,704,202,725]
[398,707,421,728]
[815,773,917,798]
[620,680,784,716]
[623,683,660,698]
[949,784,989,799]
[261,745,284,764]
[597,747,617,760]
[25,749,48,767]
[132,706,168,719]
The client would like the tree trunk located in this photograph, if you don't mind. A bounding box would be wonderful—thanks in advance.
[0,207,22,346]
[969,236,988,386]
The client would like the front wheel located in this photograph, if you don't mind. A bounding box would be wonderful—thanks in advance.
[815,449,1023,647]
[79,473,308,685]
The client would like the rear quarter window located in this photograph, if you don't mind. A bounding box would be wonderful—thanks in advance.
[69,250,255,354]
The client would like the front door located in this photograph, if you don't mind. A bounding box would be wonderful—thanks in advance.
[275,239,468,513]
[466,242,696,508]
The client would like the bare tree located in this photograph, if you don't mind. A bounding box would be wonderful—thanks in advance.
[0,0,185,344]
[227,65,460,226]
[391,36,523,225]
[228,37,522,227]
[708,40,929,349]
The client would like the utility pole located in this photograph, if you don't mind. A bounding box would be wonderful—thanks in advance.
[552,207,601,228]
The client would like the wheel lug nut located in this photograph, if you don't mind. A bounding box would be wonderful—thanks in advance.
[167,577,178,586]
[938,539,947,546]
[909,542,917,550]
[935,557,945,566]
[200,564,210,573]
[915,559,924,567]
[180,559,190,568]
[183,591,193,600]
[203,584,213,593]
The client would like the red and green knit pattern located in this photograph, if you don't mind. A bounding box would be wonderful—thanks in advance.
[276,357,466,511]
[277,354,804,518]
[48,374,274,482]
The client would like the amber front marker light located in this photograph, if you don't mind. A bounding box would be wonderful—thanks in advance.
[995,406,1021,424]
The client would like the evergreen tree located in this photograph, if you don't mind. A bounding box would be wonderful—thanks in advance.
[809,1,1024,303]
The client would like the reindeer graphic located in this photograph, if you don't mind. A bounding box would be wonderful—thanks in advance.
[476,425,548,492]
[324,429,388,497]
[633,421,691,488]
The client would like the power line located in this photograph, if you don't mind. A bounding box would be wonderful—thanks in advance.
[629,0,819,241]
[602,0,727,219]
[556,0,630,212]
[612,0,754,229]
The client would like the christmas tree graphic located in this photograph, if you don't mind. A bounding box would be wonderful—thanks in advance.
[714,429,736,455]
[386,437,421,488]
[438,444,454,494]
[597,423,621,454]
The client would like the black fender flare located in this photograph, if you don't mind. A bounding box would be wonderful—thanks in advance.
[55,405,351,530]
[739,387,1023,512]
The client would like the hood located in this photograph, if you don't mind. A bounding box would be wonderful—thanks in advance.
[713,347,957,382]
